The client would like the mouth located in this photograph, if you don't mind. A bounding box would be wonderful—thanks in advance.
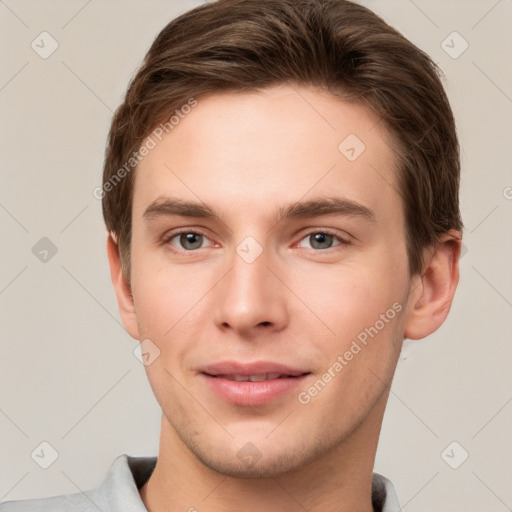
[204,372,309,382]
[199,361,312,406]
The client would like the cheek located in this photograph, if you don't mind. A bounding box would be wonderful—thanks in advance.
[291,258,406,346]
[299,280,405,428]
[130,243,211,338]
[291,253,408,412]
[129,251,214,401]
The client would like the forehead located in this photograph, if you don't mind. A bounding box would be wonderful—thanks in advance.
[132,84,401,225]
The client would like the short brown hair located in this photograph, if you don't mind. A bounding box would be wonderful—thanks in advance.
[102,0,463,286]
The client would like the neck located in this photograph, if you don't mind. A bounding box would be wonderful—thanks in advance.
[140,395,387,512]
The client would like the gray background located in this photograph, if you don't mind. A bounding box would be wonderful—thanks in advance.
[1,0,511,510]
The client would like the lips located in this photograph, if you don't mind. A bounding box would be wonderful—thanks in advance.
[199,361,311,406]
[211,373,294,382]
[201,361,309,377]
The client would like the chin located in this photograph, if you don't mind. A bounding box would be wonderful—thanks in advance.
[183,430,335,480]
[194,449,312,479]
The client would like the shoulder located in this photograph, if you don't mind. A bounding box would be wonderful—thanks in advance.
[372,472,401,512]
[0,490,103,511]
[0,454,156,512]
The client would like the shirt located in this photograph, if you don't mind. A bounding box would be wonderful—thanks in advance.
[0,454,401,511]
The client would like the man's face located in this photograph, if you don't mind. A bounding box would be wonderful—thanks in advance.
[127,84,414,477]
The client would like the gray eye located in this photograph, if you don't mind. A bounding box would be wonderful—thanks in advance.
[180,232,204,250]
[309,233,335,250]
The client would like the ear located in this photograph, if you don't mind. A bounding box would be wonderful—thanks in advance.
[403,230,462,340]
[106,233,140,340]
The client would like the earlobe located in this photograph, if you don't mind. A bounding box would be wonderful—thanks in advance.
[106,233,140,340]
[403,230,462,340]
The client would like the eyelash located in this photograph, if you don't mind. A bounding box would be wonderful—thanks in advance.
[162,228,350,253]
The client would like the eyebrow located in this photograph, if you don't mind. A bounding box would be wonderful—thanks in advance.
[143,196,377,224]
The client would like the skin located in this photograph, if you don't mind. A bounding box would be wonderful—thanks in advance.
[107,84,461,512]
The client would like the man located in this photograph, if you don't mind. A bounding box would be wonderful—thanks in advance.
[0,0,462,510]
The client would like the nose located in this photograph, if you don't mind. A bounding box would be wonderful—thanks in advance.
[213,244,289,337]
